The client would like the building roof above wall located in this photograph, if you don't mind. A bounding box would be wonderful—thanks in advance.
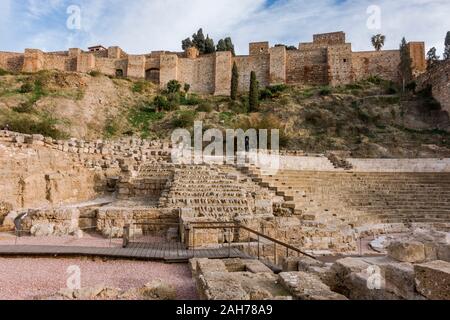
[88,45,107,51]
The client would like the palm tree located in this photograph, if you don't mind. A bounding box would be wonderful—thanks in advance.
[371,34,386,51]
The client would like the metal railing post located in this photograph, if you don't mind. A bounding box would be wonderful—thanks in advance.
[274,243,277,265]
[257,235,260,260]
[193,227,196,258]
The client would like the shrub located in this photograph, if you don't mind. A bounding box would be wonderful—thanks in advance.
[424,98,441,111]
[181,94,202,106]
[132,81,147,93]
[196,102,213,112]
[167,80,182,94]
[0,111,67,139]
[104,119,119,138]
[406,81,417,92]
[167,92,181,109]
[318,86,332,96]
[13,101,34,113]
[384,81,398,95]
[345,83,363,90]
[367,76,382,85]
[153,95,169,111]
[172,111,196,128]
[89,70,102,77]
[259,88,273,100]
[19,82,33,93]
[0,68,10,76]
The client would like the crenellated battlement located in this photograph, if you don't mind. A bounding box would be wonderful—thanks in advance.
[0,32,426,96]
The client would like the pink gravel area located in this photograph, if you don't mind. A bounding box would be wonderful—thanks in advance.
[0,257,199,300]
[0,232,124,247]
[0,233,173,248]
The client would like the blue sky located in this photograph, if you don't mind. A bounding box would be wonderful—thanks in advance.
[0,0,449,56]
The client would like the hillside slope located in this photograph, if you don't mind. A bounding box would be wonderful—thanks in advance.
[0,70,449,158]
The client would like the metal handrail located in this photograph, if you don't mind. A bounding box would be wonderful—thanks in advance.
[190,222,317,260]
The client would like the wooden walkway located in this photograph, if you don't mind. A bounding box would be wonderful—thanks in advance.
[0,242,251,263]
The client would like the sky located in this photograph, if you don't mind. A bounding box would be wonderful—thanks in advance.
[0,0,449,56]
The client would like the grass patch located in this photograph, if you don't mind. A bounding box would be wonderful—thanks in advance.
[172,110,197,128]
[0,110,68,139]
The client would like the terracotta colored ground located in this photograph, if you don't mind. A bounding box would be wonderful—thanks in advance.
[0,256,198,300]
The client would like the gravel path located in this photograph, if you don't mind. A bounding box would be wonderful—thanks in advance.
[0,257,198,300]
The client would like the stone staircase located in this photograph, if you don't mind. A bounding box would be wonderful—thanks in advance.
[160,165,256,220]
[243,166,450,233]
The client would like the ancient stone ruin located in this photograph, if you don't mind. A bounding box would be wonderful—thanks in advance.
[0,126,449,300]
[0,32,427,95]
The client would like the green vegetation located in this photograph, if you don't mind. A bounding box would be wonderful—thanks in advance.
[89,70,102,77]
[132,81,148,93]
[371,34,386,51]
[128,102,165,138]
[231,62,239,101]
[196,102,214,113]
[0,109,68,139]
[182,28,235,55]
[399,37,412,91]
[172,110,196,128]
[248,71,259,112]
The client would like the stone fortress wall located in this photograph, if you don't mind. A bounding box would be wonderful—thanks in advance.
[0,32,426,96]
[416,59,450,114]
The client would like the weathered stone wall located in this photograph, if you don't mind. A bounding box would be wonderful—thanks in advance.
[417,60,450,115]
[127,55,146,78]
[214,51,232,95]
[0,31,427,95]
[249,42,270,55]
[94,57,128,77]
[269,46,286,85]
[0,51,24,73]
[43,53,73,72]
[286,48,328,85]
[177,54,215,94]
[0,144,104,210]
[22,49,44,73]
[233,54,270,92]
[327,44,353,86]
[313,31,346,45]
[408,42,427,76]
[352,50,401,83]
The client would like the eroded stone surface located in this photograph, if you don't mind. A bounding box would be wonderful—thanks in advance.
[414,260,450,300]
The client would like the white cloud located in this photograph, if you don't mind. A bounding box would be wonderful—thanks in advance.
[26,0,64,18]
[4,0,450,57]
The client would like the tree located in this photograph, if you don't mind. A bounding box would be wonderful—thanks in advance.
[275,44,297,50]
[231,62,239,100]
[204,36,216,54]
[184,83,191,99]
[426,47,440,70]
[216,39,226,52]
[167,80,181,94]
[182,38,193,50]
[399,37,412,92]
[192,28,206,54]
[444,31,450,60]
[371,34,386,51]
[216,37,235,55]
[224,37,235,56]
[248,71,259,112]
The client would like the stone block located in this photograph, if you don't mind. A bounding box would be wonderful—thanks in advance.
[384,262,422,300]
[414,260,450,300]
[388,240,426,263]
[279,272,347,300]
[244,260,273,274]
